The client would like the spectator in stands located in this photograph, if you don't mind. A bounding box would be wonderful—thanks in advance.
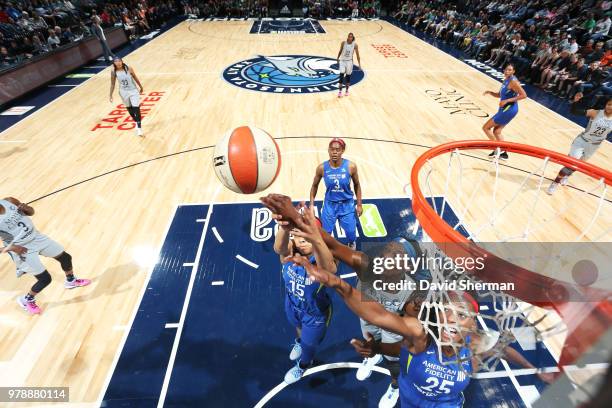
[591,15,611,42]
[92,15,114,63]
[46,28,60,48]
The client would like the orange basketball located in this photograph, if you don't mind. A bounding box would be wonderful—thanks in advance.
[212,126,281,194]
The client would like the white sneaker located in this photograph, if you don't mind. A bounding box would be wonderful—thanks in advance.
[289,340,302,361]
[356,354,383,381]
[547,182,559,195]
[560,175,569,186]
[137,127,143,137]
[378,383,400,408]
[284,362,306,384]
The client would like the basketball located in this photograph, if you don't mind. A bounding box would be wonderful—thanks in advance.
[213,126,281,194]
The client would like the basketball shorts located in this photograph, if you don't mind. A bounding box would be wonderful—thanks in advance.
[492,103,518,125]
[120,90,140,107]
[285,298,331,346]
[321,199,357,242]
[339,60,354,75]
[8,234,64,276]
[569,136,601,161]
[360,318,403,361]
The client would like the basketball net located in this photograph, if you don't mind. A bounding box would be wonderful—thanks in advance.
[410,141,612,376]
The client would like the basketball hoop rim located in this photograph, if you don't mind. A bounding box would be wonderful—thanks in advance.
[410,140,612,246]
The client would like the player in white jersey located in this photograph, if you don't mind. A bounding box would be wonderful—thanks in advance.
[110,57,145,136]
[548,97,612,194]
[0,198,90,315]
[354,237,431,408]
[336,33,362,98]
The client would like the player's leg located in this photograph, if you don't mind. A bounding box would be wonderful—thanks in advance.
[344,63,353,96]
[548,138,587,194]
[338,61,346,96]
[321,201,338,236]
[16,252,50,315]
[356,320,383,381]
[285,297,304,361]
[338,202,357,247]
[284,310,330,384]
[129,93,143,136]
[378,331,403,408]
[38,236,91,288]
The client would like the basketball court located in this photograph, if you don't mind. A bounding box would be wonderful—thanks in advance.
[0,18,610,407]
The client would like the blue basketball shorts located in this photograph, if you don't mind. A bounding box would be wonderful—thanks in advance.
[321,199,356,243]
[492,103,518,126]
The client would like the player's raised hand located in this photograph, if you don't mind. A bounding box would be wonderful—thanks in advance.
[260,194,301,228]
[350,332,377,358]
[291,205,322,243]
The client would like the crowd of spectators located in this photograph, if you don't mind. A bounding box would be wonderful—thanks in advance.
[392,0,612,106]
[181,0,380,19]
[1,0,179,70]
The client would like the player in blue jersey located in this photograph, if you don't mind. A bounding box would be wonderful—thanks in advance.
[273,206,337,384]
[482,64,527,160]
[310,138,362,249]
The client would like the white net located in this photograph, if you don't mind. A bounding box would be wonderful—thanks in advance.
[413,143,611,375]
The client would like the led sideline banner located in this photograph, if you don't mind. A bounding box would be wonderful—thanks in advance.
[0,28,128,107]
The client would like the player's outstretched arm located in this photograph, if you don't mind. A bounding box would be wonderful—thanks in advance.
[273,219,291,261]
[291,205,336,274]
[4,197,34,216]
[291,254,425,341]
[309,164,323,208]
[129,67,144,93]
[110,70,116,102]
[261,194,366,272]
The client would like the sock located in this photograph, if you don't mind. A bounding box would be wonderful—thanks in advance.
[25,293,35,302]
[66,273,75,282]
[133,106,142,127]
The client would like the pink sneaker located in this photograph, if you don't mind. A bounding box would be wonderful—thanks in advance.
[17,296,42,315]
[64,278,92,289]
[345,90,350,96]
[338,91,342,98]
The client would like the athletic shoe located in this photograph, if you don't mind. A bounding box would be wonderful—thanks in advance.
[64,278,92,289]
[136,127,143,137]
[547,182,559,195]
[379,383,400,408]
[488,150,496,157]
[560,176,569,186]
[284,362,306,384]
[338,91,342,98]
[356,354,383,381]
[289,340,302,361]
[499,151,509,160]
[17,296,41,315]
[345,90,350,97]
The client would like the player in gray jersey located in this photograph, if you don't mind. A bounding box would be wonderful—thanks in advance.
[110,57,145,136]
[336,33,361,98]
[548,97,612,194]
[0,198,90,315]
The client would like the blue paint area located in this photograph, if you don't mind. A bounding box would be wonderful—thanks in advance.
[251,19,326,34]
[102,198,556,407]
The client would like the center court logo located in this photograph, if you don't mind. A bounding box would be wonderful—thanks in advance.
[222,55,365,94]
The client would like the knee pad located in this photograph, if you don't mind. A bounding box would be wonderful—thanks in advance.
[32,271,52,292]
[55,252,73,272]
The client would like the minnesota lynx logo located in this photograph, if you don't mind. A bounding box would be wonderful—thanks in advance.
[222,55,364,94]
